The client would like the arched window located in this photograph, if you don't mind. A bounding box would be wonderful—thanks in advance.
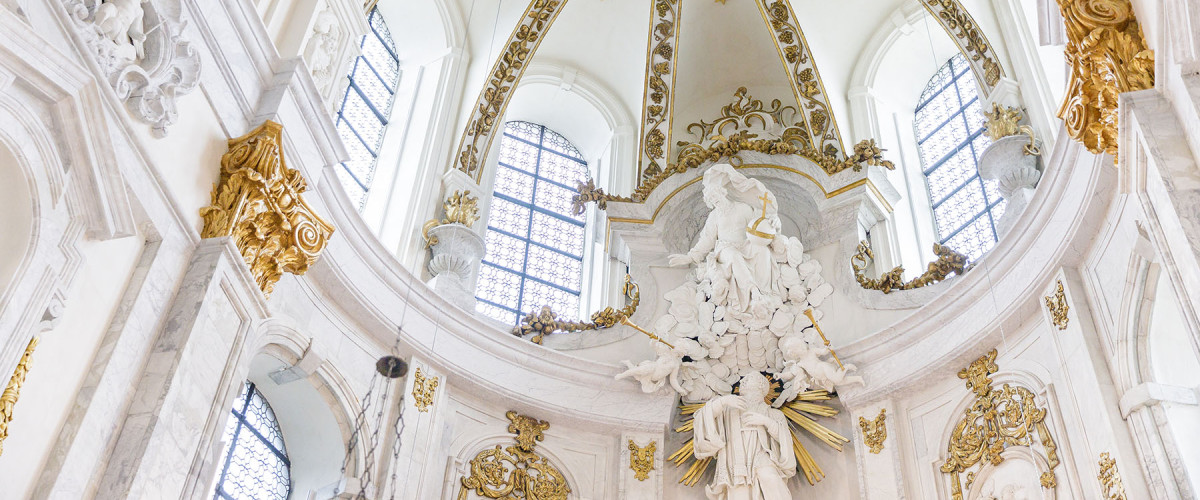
[334,7,399,210]
[213,382,291,500]
[914,53,1004,260]
[475,122,591,325]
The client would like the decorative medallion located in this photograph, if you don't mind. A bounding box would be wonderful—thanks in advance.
[458,411,570,500]
[754,0,847,160]
[941,350,1060,499]
[628,439,656,481]
[452,0,569,181]
[422,190,481,246]
[637,0,681,181]
[920,0,1005,93]
[850,240,972,293]
[199,121,335,295]
[411,367,439,412]
[859,408,887,454]
[0,337,37,456]
[1056,0,1154,157]
[1098,452,1127,500]
[1044,280,1069,330]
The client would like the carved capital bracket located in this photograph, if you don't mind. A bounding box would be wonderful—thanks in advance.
[941,350,1061,499]
[200,121,335,296]
[0,336,38,457]
[452,0,569,182]
[1056,0,1154,157]
[637,0,682,181]
[920,0,1006,95]
[754,0,848,160]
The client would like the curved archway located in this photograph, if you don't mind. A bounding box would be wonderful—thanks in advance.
[0,142,34,304]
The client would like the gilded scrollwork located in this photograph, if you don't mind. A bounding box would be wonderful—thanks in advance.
[941,350,1060,500]
[858,408,887,454]
[411,367,439,412]
[638,0,681,180]
[572,88,895,212]
[0,337,37,457]
[921,0,1005,92]
[458,411,570,500]
[422,190,481,246]
[1098,452,1127,500]
[754,0,847,160]
[850,240,971,294]
[1044,279,1070,330]
[1056,0,1154,157]
[513,275,641,344]
[628,440,656,481]
[199,121,335,296]
[453,0,568,181]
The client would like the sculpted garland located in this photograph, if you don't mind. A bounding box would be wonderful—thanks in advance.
[617,165,862,498]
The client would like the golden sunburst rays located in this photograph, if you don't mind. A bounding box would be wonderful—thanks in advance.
[668,390,849,487]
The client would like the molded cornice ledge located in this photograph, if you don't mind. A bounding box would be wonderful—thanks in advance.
[306,167,675,432]
[837,130,1115,408]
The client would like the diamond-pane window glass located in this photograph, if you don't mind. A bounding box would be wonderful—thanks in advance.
[334,7,399,210]
[914,54,1002,261]
[213,382,291,500]
[475,122,591,325]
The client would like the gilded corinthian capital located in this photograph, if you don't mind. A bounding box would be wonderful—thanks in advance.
[1056,0,1154,157]
[200,121,335,295]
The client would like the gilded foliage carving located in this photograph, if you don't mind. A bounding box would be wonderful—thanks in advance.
[572,88,895,213]
[422,190,481,246]
[411,367,439,412]
[638,0,681,180]
[984,104,1042,156]
[200,121,334,295]
[1098,452,1127,500]
[1044,280,1070,330]
[1056,0,1154,157]
[514,276,640,344]
[859,408,887,454]
[922,0,1005,90]
[458,411,570,500]
[0,337,37,457]
[850,240,971,293]
[755,0,846,160]
[628,440,656,481]
[453,0,567,181]
[941,350,1060,499]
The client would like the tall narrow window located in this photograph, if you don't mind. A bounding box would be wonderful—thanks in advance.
[914,53,1005,260]
[213,382,291,500]
[334,7,399,209]
[475,122,591,326]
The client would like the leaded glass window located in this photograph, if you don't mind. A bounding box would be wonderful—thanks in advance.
[213,382,291,500]
[914,53,1005,261]
[334,7,399,209]
[475,122,591,325]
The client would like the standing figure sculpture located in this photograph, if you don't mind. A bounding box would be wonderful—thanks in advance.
[693,373,796,500]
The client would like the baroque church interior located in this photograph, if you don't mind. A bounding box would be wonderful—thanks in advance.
[0,0,1196,498]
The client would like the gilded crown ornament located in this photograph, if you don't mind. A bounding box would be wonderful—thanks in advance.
[199,121,335,296]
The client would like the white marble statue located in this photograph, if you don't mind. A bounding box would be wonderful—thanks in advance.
[669,164,781,314]
[93,0,148,61]
[693,373,796,500]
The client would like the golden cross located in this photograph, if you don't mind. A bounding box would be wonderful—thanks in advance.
[758,192,771,218]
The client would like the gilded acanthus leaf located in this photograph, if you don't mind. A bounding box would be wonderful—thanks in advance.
[850,241,971,293]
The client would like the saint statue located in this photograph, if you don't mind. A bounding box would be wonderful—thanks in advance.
[693,373,796,500]
[669,164,782,314]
